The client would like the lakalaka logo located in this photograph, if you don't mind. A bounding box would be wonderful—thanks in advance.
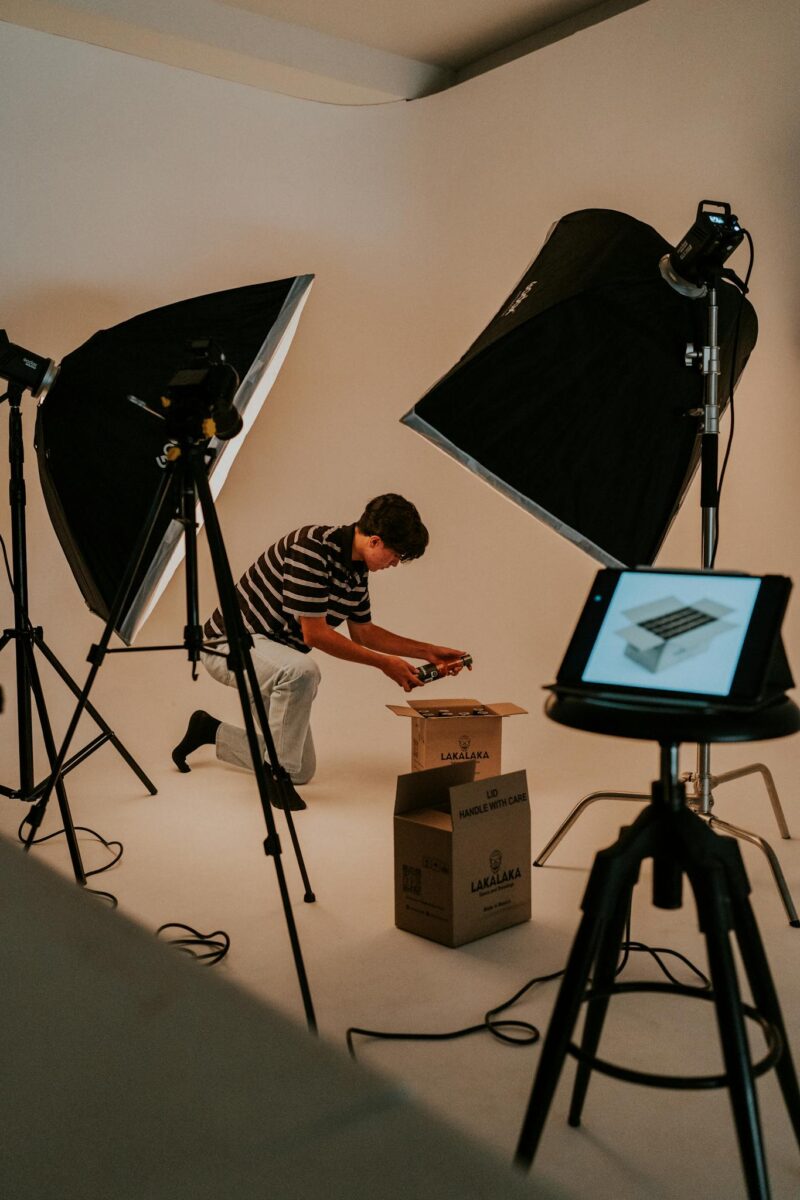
[471,848,521,894]
[442,728,487,763]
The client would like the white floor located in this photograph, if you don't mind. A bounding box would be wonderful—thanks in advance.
[2,678,799,1200]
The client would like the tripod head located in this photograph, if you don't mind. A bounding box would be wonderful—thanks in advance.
[159,338,243,442]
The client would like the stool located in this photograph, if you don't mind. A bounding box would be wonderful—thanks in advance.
[515,693,800,1200]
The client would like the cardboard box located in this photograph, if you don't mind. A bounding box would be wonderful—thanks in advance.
[386,697,527,781]
[394,762,531,948]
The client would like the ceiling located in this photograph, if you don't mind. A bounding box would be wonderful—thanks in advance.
[0,0,649,103]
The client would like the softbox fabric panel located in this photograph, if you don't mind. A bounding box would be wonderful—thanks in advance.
[402,210,757,567]
[36,276,313,643]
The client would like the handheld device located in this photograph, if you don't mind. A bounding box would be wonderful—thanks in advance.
[417,654,473,684]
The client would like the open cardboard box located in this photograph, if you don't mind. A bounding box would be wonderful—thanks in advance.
[386,697,527,781]
[394,761,531,948]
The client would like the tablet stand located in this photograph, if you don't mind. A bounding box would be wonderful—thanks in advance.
[517,692,800,1199]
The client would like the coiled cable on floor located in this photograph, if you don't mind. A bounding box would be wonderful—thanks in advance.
[156,923,231,965]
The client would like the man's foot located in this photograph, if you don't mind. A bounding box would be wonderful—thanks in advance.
[266,767,307,811]
[172,710,221,773]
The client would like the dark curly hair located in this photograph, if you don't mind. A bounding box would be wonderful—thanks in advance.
[356,494,429,561]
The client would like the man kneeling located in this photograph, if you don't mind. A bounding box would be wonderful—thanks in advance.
[172,494,468,799]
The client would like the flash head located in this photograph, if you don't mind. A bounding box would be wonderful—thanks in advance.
[659,200,745,298]
[0,330,58,397]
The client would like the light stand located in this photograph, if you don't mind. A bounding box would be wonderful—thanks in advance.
[681,274,796,920]
[533,207,798,926]
[0,375,157,887]
[23,412,318,1032]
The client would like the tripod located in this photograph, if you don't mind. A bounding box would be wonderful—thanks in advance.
[1,382,156,884]
[534,273,798,926]
[516,692,800,1199]
[24,429,318,1031]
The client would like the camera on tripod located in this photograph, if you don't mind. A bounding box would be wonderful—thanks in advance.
[160,338,243,442]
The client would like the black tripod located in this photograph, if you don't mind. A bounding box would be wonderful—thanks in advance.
[1,382,156,883]
[516,694,800,1199]
[24,429,318,1031]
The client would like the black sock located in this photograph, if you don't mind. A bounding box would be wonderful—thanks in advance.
[172,710,221,773]
[264,764,307,811]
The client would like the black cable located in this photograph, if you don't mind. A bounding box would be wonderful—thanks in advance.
[16,818,122,907]
[346,910,709,1062]
[17,817,123,875]
[1,530,16,595]
[710,228,755,568]
[346,966,562,1060]
[618,903,710,990]
[156,923,231,966]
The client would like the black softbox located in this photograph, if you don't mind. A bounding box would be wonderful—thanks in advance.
[402,209,756,566]
[36,276,313,644]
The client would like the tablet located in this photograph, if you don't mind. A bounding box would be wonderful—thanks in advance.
[554,569,792,709]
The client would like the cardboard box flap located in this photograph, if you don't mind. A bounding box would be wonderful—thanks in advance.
[409,697,481,710]
[387,699,527,719]
[395,761,476,815]
[484,702,528,718]
[386,704,417,718]
[448,769,529,827]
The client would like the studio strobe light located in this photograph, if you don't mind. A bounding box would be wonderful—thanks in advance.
[402,208,757,568]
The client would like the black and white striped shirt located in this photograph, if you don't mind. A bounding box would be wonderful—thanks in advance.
[203,524,371,653]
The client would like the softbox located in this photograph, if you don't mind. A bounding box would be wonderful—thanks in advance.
[36,276,313,644]
[402,209,757,567]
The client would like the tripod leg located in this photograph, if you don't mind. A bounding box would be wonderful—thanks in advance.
[22,639,87,885]
[724,851,800,1148]
[534,791,649,867]
[708,815,799,928]
[515,910,604,1168]
[33,632,157,795]
[712,763,791,840]
[192,453,317,1032]
[568,890,633,1127]
[23,464,180,846]
[692,861,771,1200]
[241,655,316,903]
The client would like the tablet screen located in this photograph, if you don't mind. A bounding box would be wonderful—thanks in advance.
[580,571,762,697]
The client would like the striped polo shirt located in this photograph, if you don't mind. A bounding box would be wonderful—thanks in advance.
[203,524,371,653]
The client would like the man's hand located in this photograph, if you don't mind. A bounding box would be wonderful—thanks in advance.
[427,646,471,677]
[381,655,423,692]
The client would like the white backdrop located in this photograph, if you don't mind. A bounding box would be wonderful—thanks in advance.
[1,0,798,800]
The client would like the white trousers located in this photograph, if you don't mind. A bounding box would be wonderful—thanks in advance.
[201,635,320,784]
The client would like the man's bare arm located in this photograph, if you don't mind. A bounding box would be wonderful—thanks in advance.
[349,621,467,669]
[300,616,421,691]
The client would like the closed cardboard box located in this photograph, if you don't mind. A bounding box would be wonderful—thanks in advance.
[387,698,527,781]
[394,762,531,948]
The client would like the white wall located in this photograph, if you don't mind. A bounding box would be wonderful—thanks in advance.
[1,0,798,800]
